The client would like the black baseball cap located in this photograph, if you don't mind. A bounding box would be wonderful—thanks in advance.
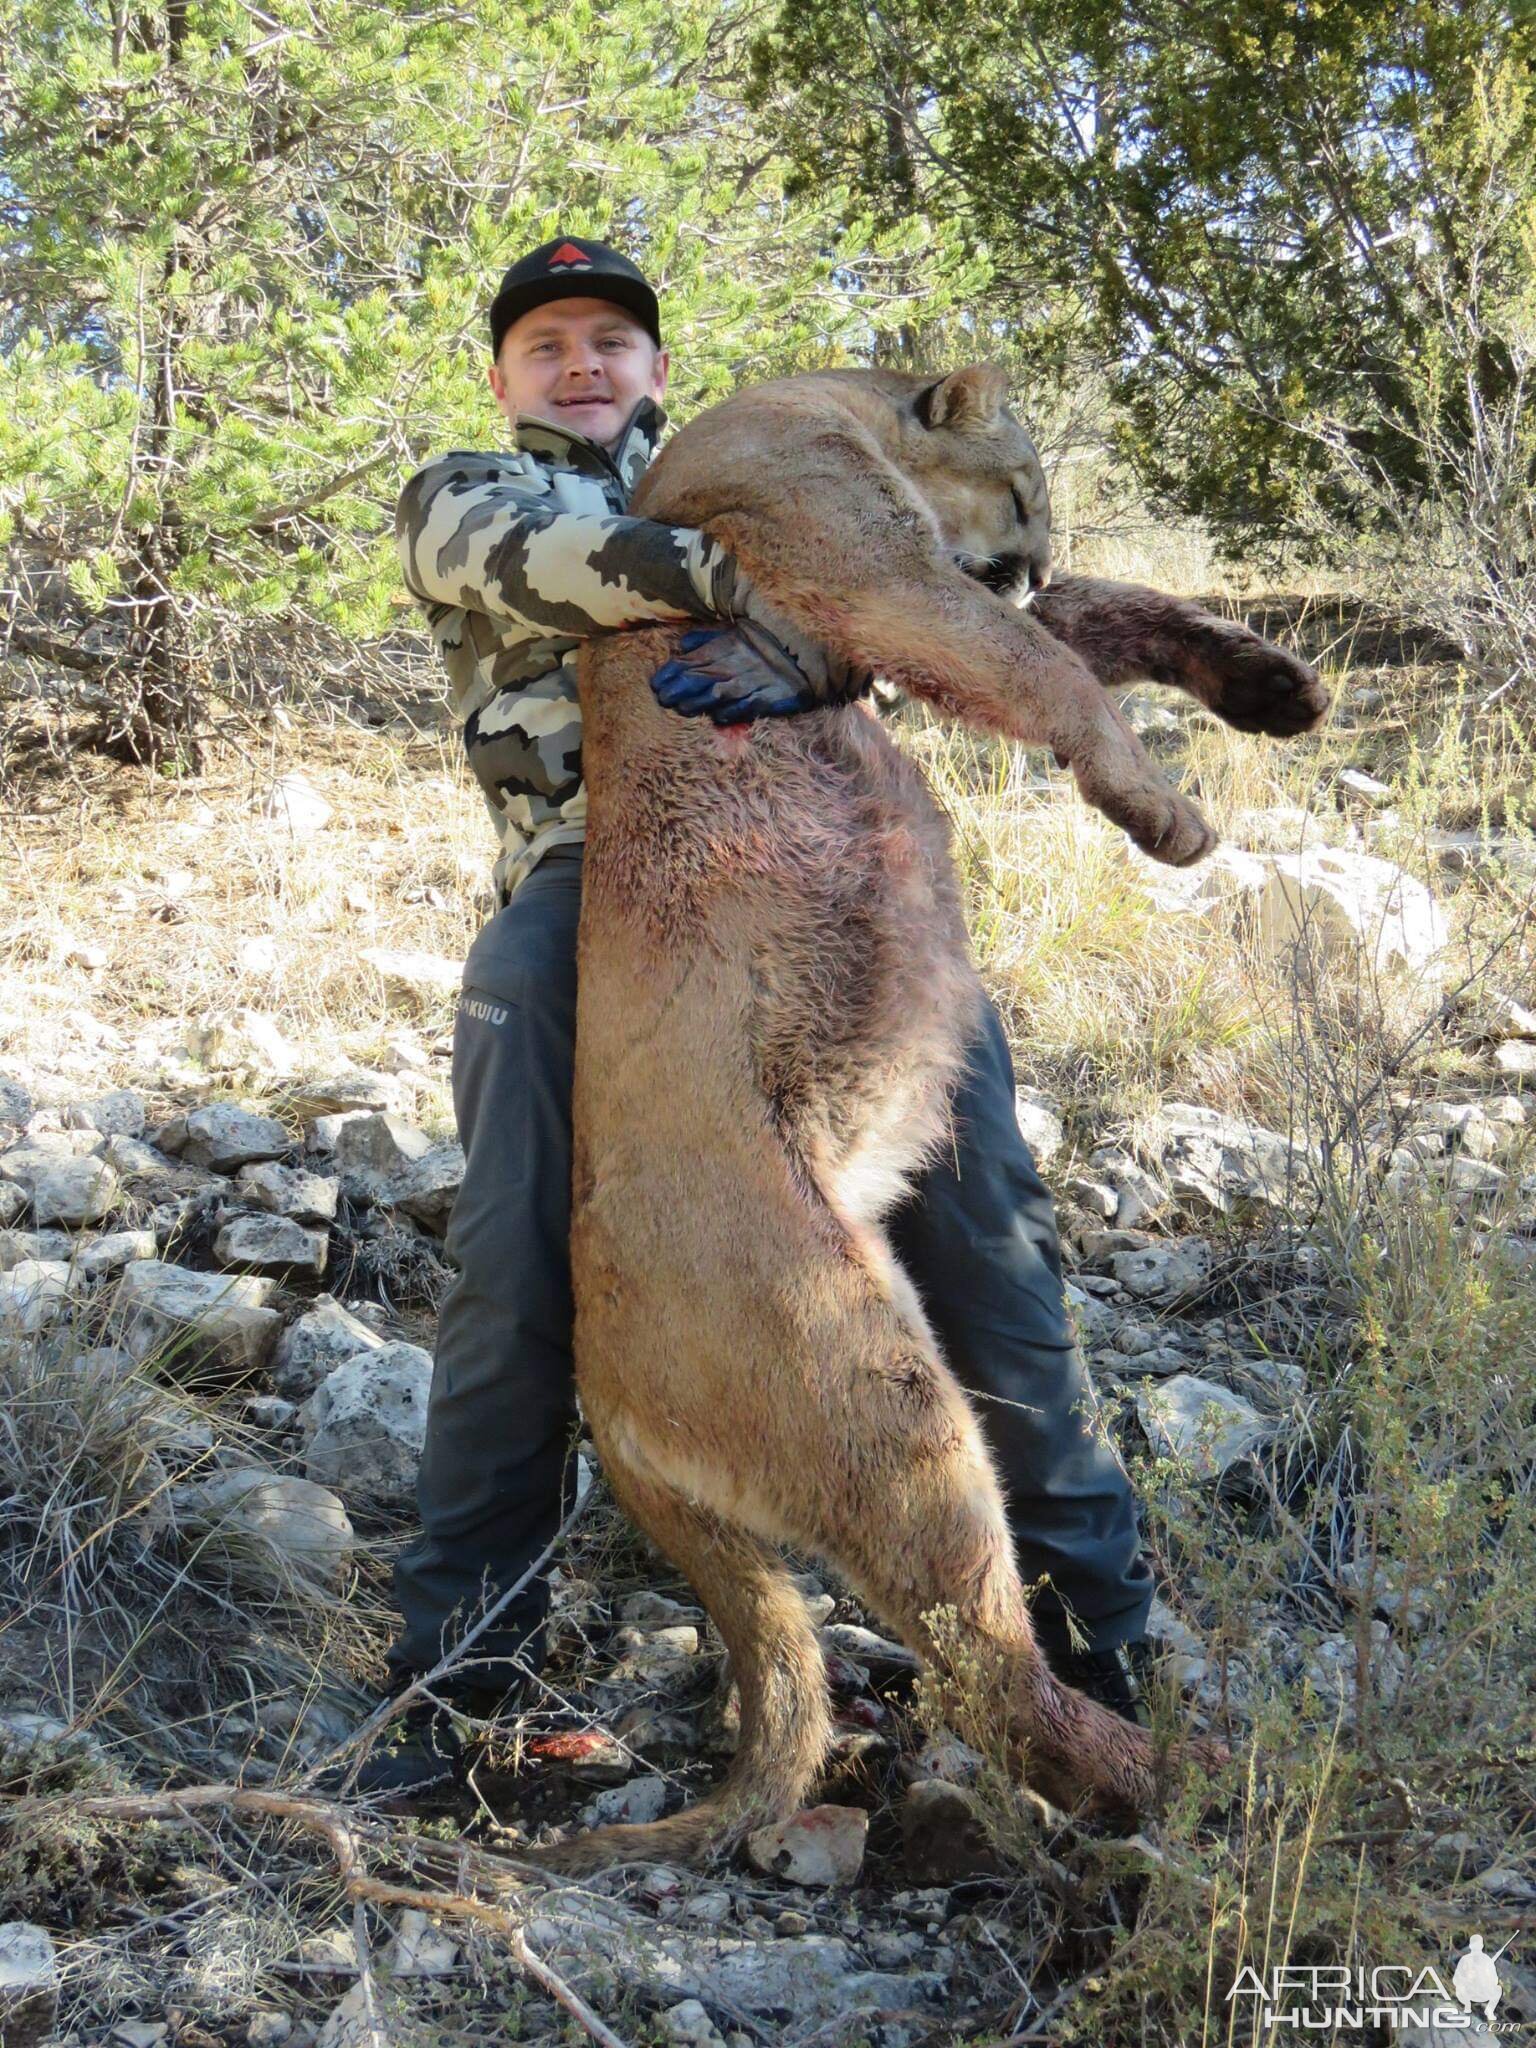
[488,236,662,357]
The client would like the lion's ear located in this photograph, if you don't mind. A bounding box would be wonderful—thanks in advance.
[916,363,1009,430]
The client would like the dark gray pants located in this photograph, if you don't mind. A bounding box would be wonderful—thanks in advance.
[391,843,1152,1683]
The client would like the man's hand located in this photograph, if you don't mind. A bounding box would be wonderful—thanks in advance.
[651,620,873,728]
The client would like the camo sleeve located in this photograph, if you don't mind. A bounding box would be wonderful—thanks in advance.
[396,452,732,635]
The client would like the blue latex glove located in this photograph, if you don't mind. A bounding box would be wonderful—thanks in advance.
[651,621,872,728]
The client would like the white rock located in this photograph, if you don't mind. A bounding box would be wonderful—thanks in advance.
[263,772,332,838]
[333,1111,434,1180]
[1253,846,1448,980]
[246,2014,292,2047]
[1303,1621,1404,1712]
[300,1343,433,1505]
[175,1469,354,1589]
[1336,767,1393,806]
[72,1229,158,1278]
[0,1921,59,2048]
[0,1078,35,1131]
[284,1071,403,1118]
[1013,1091,1065,1165]
[0,1260,74,1332]
[1110,1240,1211,1302]
[115,1259,280,1376]
[236,1159,339,1223]
[166,1103,289,1172]
[188,1009,298,1077]
[272,1296,385,1401]
[1494,1040,1536,1077]
[0,1712,106,1764]
[387,1908,459,1977]
[0,1148,118,1227]
[578,1775,669,1828]
[391,1142,465,1231]
[660,1999,729,2048]
[0,1184,25,1228]
[315,1982,373,2048]
[747,1805,868,1885]
[77,1088,147,1138]
[216,1212,329,1277]
[907,1737,985,1784]
[361,948,462,1001]
[1068,1176,1118,1220]
[238,935,280,975]
[1136,1374,1270,1481]
[1159,1103,1309,1215]
[1110,1163,1169,1229]
[1500,997,1536,1039]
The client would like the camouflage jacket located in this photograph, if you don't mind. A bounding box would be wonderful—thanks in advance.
[395,397,731,901]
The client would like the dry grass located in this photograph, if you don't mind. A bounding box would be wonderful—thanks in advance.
[4,583,1536,2044]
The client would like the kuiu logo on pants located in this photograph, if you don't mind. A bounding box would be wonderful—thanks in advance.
[460,995,508,1027]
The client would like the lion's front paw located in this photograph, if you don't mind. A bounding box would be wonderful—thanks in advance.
[1128,789,1218,867]
[1208,635,1330,737]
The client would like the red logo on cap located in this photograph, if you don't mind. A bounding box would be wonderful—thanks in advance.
[548,241,591,269]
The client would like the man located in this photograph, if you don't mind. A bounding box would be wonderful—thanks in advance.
[366,234,1158,1793]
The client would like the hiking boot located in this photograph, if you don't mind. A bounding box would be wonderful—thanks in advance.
[324,1679,519,1800]
[1046,1638,1158,1728]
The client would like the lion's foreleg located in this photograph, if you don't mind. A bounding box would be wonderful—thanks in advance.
[1030,573,1330,738]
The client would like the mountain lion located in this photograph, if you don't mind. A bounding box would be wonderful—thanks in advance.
[541,365,1326,1869]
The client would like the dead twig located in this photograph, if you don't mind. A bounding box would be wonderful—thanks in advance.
[8,1784,632,2048]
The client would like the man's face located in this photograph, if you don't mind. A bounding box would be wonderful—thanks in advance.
[489,297,668,450]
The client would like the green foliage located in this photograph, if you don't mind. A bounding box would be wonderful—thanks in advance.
[0,0,969,743]
[755,0,1536,590]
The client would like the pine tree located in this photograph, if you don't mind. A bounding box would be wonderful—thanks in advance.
[0,0,963,762]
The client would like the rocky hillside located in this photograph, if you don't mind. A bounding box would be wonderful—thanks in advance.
[3,638,1535,2046]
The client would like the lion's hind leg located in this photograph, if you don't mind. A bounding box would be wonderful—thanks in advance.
[532,1448,833,1875]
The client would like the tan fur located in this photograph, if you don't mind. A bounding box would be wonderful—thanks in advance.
[539,368,1326,1871]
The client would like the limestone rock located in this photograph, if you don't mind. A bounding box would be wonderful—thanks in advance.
[164,1103,289,1172]
[332,1111,434,1189]
[115,1259,280,1377]
[216,1212,329,1277]
[283,1071,403,1119]
[0,1147,118,1227]
[391,1141,465,1231]
[71,1229,158,1278]
[1494,1040,1536,1077]
[300,1342,433,1505]
[746,1804,868,1885]
[0,1183,24,1228]
[0,1259,74,1332]
[236,1159,339,1223]
[187,1009,298,1077]
[262,772,332,837]
[360,947,462,1001]
[75,1087,147,1138]
[1254,846,1448,980]
[0,1077,35,1132]
[1136,1373,1271,1481]
[1013,1091,1065,1165]
[660,2000,729,2048]
[0,1922,59,2048]
[271,1296,385,1401]
[174,1469,354,1589]
[386,1909,459,1978]
[1158,1103,1309,1215]
[578,1775,670,1829]
[0,1228,72,1270]
[1109,1162,1170,1229]
[1110,1240,1212,1303]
